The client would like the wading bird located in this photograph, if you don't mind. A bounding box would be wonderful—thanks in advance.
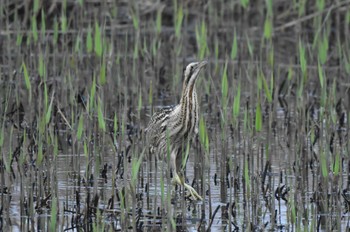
[146,61,207,200]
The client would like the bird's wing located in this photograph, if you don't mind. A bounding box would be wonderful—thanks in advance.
[145,105,175,149]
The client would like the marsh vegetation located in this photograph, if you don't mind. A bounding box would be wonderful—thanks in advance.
[1,0,350,231]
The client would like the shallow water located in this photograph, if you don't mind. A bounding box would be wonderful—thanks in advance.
[1,1,350,231]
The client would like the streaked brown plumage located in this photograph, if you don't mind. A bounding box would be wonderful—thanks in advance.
[146,61,207,200]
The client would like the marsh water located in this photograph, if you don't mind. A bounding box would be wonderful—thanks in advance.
[1,1,350,231]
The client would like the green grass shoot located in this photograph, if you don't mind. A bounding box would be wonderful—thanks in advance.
[232,81,241,123]
[75,35,81,53]
[121,115,125,138]
[260,71,272,103]
[89,76,96,113]
[151,39,160,57]
[113,113,118,136]
[33,0,40,13]
[266,0,273,16]
[60,15,67,33]
[243,106,249,132]
[86,25,93,53]
[93,210,105,232]
[318,32,329,64]
[320,150,328,178]
[138,87,142,118]
[298,39,307,80]
[255,97,262,132]
[45,92,54,124]
[142,35,148,56]
[77,115,84,140]
[298,0,306,16]
[26,33,31,45]
[196,20,208,59]
[215,38,219,61]
[343,51,350,74]
[39,52,45,78]
[5,132,12,172]
[53,17,58,45]
[31,15,38,43]
[99,58,106,84]
[268,45,274,67]
[156,6,163,34]
[289,197,296,223]
[41,10,46,38]
[231,29,238,60]
[199,117,209,152]
[50,197,57,231]
[316,0,325,11]
[44,81,48,109]
[131,7,139,30]
[37,139,43,165]
[174,3,183,38]
[19,130,27,164]
[346,9,350,25]
[118,189,125,223]
[246,34,254,57]
[148,80,153,106]
[264,17,272,39]
[16,32,23,46]
[133,38,139,59]
[84,140,88,158]
[221,62,228,109]
[0,124,4,148]
[97,98,106,132]
[54,135,58,158]
[333,152,340,176]
[318,61,324,89]
[94,22,102,57]
[244,158,250,193]
[22,61,32,103]
[297,78,304,100]
[131,151,144,185]
[240,0,249,8]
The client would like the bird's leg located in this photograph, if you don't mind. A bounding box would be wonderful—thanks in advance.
[171,151,185,185]
[172,171,202,201]
[170,150,202,200]
[171,172,184,185]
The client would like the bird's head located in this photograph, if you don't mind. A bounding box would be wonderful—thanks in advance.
[182,61,208,89]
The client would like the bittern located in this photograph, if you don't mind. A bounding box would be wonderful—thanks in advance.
[146,61,207,200]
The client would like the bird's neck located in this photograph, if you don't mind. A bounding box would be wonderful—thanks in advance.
[181,84,196,107]
[178,83,198,131]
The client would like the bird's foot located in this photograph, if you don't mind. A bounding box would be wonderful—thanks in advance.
[184,183,203,201]
[172,174,202,200]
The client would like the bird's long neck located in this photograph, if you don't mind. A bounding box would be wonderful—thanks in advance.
[178,82,198,137]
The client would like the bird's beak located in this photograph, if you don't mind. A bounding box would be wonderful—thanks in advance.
[198,60,208,69]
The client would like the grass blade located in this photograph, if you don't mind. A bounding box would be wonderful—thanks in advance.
[97,98,106,132]
[221,62,228,108]
[231,29,238,60]
[50,197,57,231]
[77,114,84,140]
[232,81,241,122]
[45,91,54,124]
[22,62,32,103]
[255,97,262,132]
[94,22,103,57]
